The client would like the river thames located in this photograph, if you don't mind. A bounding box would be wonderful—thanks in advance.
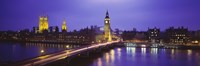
[0,42,81,63]
[86,47,200,66]
[0,42,200,66]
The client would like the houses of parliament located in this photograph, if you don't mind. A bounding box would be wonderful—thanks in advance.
[17,11,113,44]
[1,11,200,45]
[36,15,67,33]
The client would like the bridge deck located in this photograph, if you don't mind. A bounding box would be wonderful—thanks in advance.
[15,41,119,66]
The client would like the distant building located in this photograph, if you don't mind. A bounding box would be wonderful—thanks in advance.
[121,29,148,43]
[90,25,103,34]
[49,26,59,33]
[194,30,200,39]
[27,32,93,44]
[165,27,189,45]
[189,31,200,45]
[122,31,135,41]
[147,27,160,43]
[32,26,39,33]
[104,11,112,42]
[18,29,30,40]
[194,30,200,44]
[27,27,97,44]
[134,31,148,41]
[0,31,18,41]
[39,15,49,33]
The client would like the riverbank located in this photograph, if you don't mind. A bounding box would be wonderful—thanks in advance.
[0,40,92,45]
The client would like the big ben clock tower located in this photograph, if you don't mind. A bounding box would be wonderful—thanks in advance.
[104,11,112,42]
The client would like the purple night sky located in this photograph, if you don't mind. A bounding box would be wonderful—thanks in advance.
[0,0,200,31]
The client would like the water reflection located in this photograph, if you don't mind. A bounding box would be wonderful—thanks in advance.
[187,49,192,56]
[0,42,82,62]
[105,49,115,63]
[126,47,131,54]
[110,49,115,62]
[187,49,193,61]
[117,48,121,60]
[141,48,146,55]
[97,58,102,66]
[126,47,136,57]
[105,52,110,63]
[151,48,158,54]
[117,48,121,52]
[170,49,175,60]
[126,47,136,54]
[160,49,166,54]
[171,49,175,55]
[90,47,200,66]
[132,47,136,54]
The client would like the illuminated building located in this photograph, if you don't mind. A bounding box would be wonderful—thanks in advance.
[166,27,189,45]
[148,27,160,43]
[191,40,199,44]
[104,11,112,42]
[27,30,95,44]
[39,15,49,33]
[24,26,98,44]
[0,31,18,41]
[62,19,67,32]
[121,29,148,43]
[189,31,200,45]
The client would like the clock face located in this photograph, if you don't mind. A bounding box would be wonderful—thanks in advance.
[105,21,108,23]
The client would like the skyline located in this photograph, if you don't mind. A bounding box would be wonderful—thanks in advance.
[0,0,200,31]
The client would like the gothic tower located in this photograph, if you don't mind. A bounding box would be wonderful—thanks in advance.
[104,11,112,42]
[62,19,67,32]
[39,15,49,33]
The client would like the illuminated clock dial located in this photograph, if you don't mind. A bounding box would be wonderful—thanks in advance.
[105,21,108,23]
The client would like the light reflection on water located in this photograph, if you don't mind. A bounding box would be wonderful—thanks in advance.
[131,47,136,56]
[105,52,110,63]
[91,47,200,66]
[117,48,121,60]
[187,49,192,56]
[97,58,102,66]
[151,48,158,54]
[110,49,115,62]
[141,48,146,55]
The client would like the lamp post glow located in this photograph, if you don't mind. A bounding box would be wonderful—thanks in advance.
[41,50,44,53]
[41,49,44,55]
[66,45,69,48]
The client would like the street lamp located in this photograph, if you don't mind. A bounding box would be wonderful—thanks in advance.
[66,45,69,48]
[40,49,44,55]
